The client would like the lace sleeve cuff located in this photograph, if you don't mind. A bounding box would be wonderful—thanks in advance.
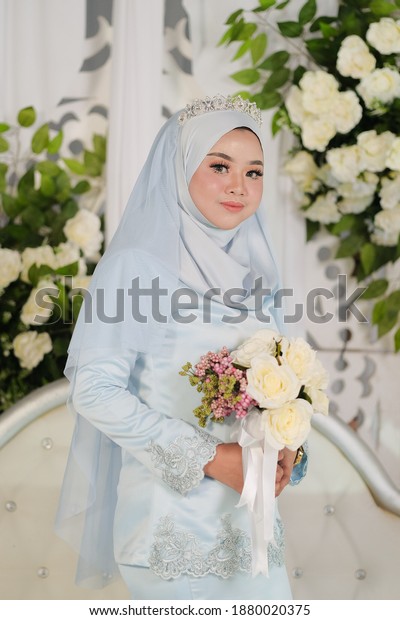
[147,428,222,495]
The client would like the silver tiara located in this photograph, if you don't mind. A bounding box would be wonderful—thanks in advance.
[178,94,262,127]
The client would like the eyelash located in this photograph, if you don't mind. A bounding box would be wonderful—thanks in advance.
[210,161,263,179]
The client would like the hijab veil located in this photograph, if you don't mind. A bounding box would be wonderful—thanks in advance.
[55,104,281,588]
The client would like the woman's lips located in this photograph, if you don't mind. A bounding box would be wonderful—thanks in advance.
[220,201,245,212]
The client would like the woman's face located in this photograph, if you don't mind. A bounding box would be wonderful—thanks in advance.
[188,128,264,229]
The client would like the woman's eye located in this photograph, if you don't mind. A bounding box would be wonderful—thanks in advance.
[247,170,263,179]
[210,163,229,173]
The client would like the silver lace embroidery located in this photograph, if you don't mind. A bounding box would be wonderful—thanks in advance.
[149,514,285,580]
[147,428,221,495]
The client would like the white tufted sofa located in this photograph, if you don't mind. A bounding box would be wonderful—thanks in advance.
[1,380,399,600]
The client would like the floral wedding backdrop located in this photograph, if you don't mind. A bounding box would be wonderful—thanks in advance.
[0,0,399,601]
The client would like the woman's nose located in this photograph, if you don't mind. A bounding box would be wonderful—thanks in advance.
[227,173,246,195]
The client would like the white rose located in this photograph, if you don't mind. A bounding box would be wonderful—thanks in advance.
[357,130,395,172]
[13,331,52,370]
[284,151,320,192]
[20,281,57,326]
[246,354,301,409]
[260,399,313,450]
[285,85,308,127]
[337,176,377,214]
[385,137,400,171]
[71,275,92,292]
[326,145,363,182]
[306,358,329,390]
[331,91,363,134]
[0,249,22,289]
[301,117,336,152]
[231,329,282,367]
[21,245,55,283]
[379,174,400,209]
[371,228,399,246]
[367,18,400,55]
[316,164,341,189]
[299,71,339,115]
[283,338,316,384]
[54,242,87,278]
[374,206,400,234]
[304,386,329,416]
[338,195,373,214]
[63,209,103,260]
[336,35,376,79]
[304,191,341,224]
[357,68,400,108]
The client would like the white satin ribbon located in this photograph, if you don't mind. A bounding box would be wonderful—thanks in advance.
[233,412,278,577]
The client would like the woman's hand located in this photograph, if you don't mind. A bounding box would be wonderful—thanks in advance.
[275,447,296,497]
[204,443,297,496]
[203,443,244,494]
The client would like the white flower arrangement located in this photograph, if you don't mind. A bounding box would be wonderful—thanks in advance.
[222,1,400,351]
[0,106,105,412]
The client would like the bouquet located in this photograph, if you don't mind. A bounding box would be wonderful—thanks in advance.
[180,328,329,576]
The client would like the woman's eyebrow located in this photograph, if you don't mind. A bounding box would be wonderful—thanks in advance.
[207,151,263,166]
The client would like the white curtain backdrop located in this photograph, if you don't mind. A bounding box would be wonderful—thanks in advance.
[0,0,85,121]
[105,0,165,243]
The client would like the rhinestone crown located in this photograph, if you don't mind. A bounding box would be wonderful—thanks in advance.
[178,94,262,127]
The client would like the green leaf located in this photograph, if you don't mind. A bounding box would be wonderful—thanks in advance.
[17,106,36,127]
[63,158,86,175]
[52,336,69,358]
[31,123,49,154]
[72,180,91,195]
[319,22,338,38]
[370,1,397,16]
[20,205,45,230]
[394,327,400,352]
[93,134,106,163]
[361,278,389,300]
[335,233,365,258]
[271,108,289,135]
[28,263,54,287]
[372,299,387,324]
[277,21,303,37]
[237,22,258,41]
[299,0,317,25]
[263,67,291,91]
[276,0,290,8]
[17,168,35,197]
[331,214,357,235]
[0,123,10,132]
[293,66,307,85]
[387,290,400,312]
[306,219,320,241]
[1,193,22,218]
[0,136,9,152]
[231,68,260,85]
[47,130,63,154]
[252,91,282,109]
[378,312,398,338]
[258,0,276,8]
[0,163,7,192]
[54,170,71,202]
[360,243,376,275]
[251,33,268,64]
[84,150,103,177]
[225,8,243,24]
[233,39,252,60]
[258,50,290,71]
[36,160,62,177]
[40,174,57,197]
[55,261,79,277]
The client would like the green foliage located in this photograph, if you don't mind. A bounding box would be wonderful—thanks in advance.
[0,106,107,413]
[220,0,400,351]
